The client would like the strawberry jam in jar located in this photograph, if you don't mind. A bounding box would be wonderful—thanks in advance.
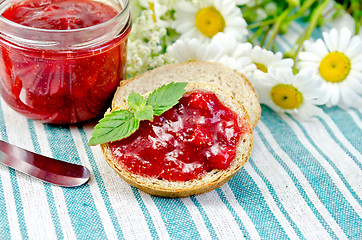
[0,0,131,124]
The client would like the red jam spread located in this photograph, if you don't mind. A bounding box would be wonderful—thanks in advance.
[109,91,251,182]
[0,0,129,124]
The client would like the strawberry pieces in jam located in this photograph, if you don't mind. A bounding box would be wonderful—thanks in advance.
[109,91,249,181]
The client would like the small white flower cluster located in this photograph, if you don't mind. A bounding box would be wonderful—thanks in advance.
[126,10,174,77]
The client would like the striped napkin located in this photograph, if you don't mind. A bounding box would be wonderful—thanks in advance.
[0,20,361,240]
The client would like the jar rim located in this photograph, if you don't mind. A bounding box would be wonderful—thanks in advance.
[0,0,130,33]
[0,0,131,49]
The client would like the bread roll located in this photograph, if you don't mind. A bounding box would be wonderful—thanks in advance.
[100,82,253,198]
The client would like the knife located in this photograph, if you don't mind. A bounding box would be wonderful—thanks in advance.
[0,140,90,187]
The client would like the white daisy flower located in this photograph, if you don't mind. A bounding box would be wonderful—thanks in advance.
[218,56,256,75]
[256,68,327,120]
[173,0,248,43]
[245,46,294,85]
[211,32,252,58]
[166,38,225,63]
[158,0,177,7]
[248,46,294,74]
[166,36,256,76]
[297,27,362,108]
[234,0,252,5]
[138,0,170,27]
[210,33,255,75]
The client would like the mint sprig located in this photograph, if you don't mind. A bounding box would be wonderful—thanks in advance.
[88,82,187,146]
[146,82,189,116]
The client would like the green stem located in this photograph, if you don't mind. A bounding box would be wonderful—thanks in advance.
[290,0,331,62]
[287,0,317,21]
[261,26,271,47]
[266,7,292,49]
[247,19,275,29]
[249,26,266,42]
[351,0,361,34]
[355,19,361,35]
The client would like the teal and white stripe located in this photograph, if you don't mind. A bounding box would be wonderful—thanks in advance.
[0,21,362,239]
[1,89,361,240]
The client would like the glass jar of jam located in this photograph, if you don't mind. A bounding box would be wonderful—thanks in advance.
[0,0,131,124]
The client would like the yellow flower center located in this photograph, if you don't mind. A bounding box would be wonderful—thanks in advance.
[148,2,156,22]
[195,6,225,38]
[270,84,303,110]
[319,52,351,83]
[254,62,268,73]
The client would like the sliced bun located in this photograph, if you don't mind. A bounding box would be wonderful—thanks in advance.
[101,82,253,198]
[113,62,261,128]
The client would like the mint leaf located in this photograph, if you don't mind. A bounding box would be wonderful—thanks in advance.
[88,110,139,146]
[127,91,146,112]
[146,82,187,116]
[134,105,154,121]
[128,91,154,121]
[89,82,187,145]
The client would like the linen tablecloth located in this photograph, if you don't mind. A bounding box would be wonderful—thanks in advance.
[0,20,361,240]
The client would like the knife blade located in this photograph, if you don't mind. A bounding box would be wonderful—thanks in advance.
[0,140,90,187]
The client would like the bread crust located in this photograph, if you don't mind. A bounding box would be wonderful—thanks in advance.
[101,82,253,198]
[113,62,261,128]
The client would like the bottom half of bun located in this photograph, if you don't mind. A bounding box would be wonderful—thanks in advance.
[100,83,253,198]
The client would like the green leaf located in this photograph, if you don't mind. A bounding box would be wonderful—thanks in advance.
[88,110,140,146]
[135,105,154,121]
[146,82,187,116]
[89,82,187,145]
[127,91,146,112]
